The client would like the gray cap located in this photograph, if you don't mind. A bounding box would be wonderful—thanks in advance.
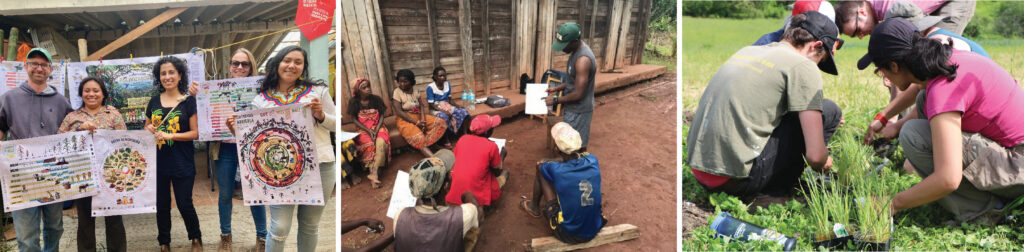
[884,1,949,31]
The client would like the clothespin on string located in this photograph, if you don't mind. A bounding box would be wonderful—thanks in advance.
[129,53,133,63]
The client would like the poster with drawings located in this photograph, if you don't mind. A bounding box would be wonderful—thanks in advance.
[0,131,97,212]
[0,61,67,97]
[234,103,322,206]
[90,130,157,217]
[196,76,263,141]
[65,53,205,129]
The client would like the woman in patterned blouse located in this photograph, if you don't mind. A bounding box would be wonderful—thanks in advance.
[58,77,127,252]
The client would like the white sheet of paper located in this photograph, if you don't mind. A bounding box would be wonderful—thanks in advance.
[386,171,417,219]
[489,138,506,153]
[339,131,359,142]
[525,83,548,115]
[235,104,323,206]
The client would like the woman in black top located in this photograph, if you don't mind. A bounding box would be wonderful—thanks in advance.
[144,56,202,251]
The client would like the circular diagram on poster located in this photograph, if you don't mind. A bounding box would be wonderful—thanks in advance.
[243,120,310,187]
[103,148,147,193]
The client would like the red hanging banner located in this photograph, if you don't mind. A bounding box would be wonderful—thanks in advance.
[295,0,334,40]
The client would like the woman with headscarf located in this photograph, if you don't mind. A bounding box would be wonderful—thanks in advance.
[347,77,391,188]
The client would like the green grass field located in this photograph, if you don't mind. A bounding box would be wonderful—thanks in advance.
[681,16,1024,251]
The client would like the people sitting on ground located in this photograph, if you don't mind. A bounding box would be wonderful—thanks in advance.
[858,18,1024,225]
[754,0,835,46]
[393,149,483,252]
[686,11,844,204]
[835,0,975,38]
[341,218,392,252]
[864,1,991,144]
[446,115,509,211]
[349,77,392,188]
[520,122,606,244]
[427,66,470,146]
[392,69,448,157]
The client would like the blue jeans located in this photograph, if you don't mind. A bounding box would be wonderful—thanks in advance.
[217,143,268,238]
[265,162,336,252]
[12,203,63,252]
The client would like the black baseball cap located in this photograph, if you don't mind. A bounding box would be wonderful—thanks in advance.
[793,11,842,75]
[857,18,918,70]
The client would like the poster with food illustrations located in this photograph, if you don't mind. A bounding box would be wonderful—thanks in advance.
[196,76,263,141]
[234,103,322,206]
[0,61,66,97]
[66,53,205,129]
[0,131,97,212]
[90,130,157,216]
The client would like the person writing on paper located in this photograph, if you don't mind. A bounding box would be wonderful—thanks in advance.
[188,47,269,251]
[392,150,482,252]
[347,77,391,189]
[144,56,203,252]
[545,22,596,151]
[392,69,447,157]
[427,67,470,145]
[446,115,509,210]
[519,122,606,244]
[225,45,336,252]
[858,18,1024,225]
[57,77,128,252]
[0,47,73,252]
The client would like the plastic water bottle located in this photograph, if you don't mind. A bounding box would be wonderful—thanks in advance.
[467,89,476,110]
[710,212,797,251]
[461,89,469,108]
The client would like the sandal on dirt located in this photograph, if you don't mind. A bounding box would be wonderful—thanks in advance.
[370,180,383,189]
[520,200,541,218]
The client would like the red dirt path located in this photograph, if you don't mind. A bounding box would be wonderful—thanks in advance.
[342,73,677,251]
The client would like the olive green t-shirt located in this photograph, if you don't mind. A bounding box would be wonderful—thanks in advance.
[686,42,824,178]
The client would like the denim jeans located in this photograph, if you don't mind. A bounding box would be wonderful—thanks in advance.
[156,173,202,245]
[216,143,268,238]
[12,204,63,252]
[265,162,336,252]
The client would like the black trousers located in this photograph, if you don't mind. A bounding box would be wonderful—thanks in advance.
[76,197,127,252]
[717,99,843,198]
[156,173,202,245]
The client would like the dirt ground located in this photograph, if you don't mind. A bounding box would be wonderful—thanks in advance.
[342,73,678,251]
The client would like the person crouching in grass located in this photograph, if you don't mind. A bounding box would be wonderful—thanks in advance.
[686,11,844,204]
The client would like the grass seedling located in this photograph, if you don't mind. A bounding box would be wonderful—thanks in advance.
[834,132,874,187]
[853,175,893,243]
[802,172,852,242]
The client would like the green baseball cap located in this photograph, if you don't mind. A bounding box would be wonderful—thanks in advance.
[552,22,582,51]
[26,47,52,63]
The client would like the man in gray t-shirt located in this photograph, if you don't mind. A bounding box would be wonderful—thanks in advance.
[687,11,843,200]
[547,22,597,150]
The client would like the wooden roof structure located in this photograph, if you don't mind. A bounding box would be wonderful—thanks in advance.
[0,0,302,79]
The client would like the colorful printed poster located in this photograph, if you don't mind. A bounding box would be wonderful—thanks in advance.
[90,130,157,217]
[234,103,322,206]
[196,76,264,141]
[66,53,205,129]
[0,61,67,97]
[0,131,97,212]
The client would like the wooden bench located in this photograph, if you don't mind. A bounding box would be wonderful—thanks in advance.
[527,224,639,252]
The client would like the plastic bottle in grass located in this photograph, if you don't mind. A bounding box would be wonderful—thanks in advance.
[710,212,797,251]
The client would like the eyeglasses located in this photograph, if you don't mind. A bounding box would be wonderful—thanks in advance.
[230,61,251,68]
[26,62,50,69]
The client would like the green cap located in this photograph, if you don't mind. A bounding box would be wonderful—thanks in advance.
[552,22,582,51]
[26,47,52,63]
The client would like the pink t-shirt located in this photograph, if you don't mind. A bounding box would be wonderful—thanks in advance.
[924,50,1024,148]
[870,0,947,20]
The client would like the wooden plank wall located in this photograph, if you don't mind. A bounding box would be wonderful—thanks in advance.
[469,0,515,94]
[342,0,652,114]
